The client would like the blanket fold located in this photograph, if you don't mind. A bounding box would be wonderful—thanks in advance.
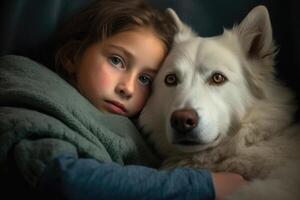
[0,55,159,187]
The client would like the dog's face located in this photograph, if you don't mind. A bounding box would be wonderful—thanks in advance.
[139,6,275,156]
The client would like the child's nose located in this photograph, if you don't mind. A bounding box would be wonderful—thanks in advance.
[115,75,135,99]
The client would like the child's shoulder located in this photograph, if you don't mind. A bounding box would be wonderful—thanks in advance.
[0,54,58,79]
[1,55,45,68]
[0,55,49,73]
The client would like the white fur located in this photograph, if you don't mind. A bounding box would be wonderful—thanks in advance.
[139,6,300,199]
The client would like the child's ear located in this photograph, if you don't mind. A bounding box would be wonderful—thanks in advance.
[62,57,78,85]
[64,58,77,74]
[60,42,81,74]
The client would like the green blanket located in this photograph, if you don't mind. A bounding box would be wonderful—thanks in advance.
[0,55,159,187]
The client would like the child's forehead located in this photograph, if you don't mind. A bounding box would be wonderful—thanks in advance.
[100,27,165,48]
[113,26,158,37]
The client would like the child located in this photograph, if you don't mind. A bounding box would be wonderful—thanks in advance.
[0,0,247,199]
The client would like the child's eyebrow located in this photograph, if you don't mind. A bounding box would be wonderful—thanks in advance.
[144,68,158,75]
[108,44,133,61]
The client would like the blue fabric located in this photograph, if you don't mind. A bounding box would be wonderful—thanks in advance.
[38,154,215,200]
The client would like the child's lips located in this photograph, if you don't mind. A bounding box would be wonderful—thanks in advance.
[104,100,127,115]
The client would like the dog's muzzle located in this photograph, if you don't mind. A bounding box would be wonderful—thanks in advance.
[170,108,202,145]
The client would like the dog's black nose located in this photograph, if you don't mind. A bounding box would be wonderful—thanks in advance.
[170,108,199,133]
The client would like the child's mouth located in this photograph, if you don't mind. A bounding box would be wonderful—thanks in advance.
[104,100,127,115]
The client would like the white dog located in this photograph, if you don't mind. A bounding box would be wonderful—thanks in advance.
[139,6,300,199]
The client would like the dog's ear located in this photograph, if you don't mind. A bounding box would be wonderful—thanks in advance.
[235,5,275,58]
[166,8,196,43]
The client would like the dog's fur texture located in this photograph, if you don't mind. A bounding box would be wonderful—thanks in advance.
[139,6,300,199]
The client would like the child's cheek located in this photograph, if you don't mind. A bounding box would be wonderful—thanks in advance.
[135,89,149,112]
[96,70,113,89]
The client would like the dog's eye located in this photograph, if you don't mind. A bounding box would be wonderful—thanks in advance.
[210,73,227,85]
[165,74,178,86]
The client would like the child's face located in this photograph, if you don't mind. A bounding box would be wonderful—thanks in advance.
[67,27,166,117]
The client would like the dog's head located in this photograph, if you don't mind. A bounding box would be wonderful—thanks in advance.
[139,6,277,156]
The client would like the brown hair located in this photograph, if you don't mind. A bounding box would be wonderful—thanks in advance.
[55,0,177,75]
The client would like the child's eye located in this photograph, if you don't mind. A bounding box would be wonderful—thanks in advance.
[138,74,152,86]
[108,55,125,69]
